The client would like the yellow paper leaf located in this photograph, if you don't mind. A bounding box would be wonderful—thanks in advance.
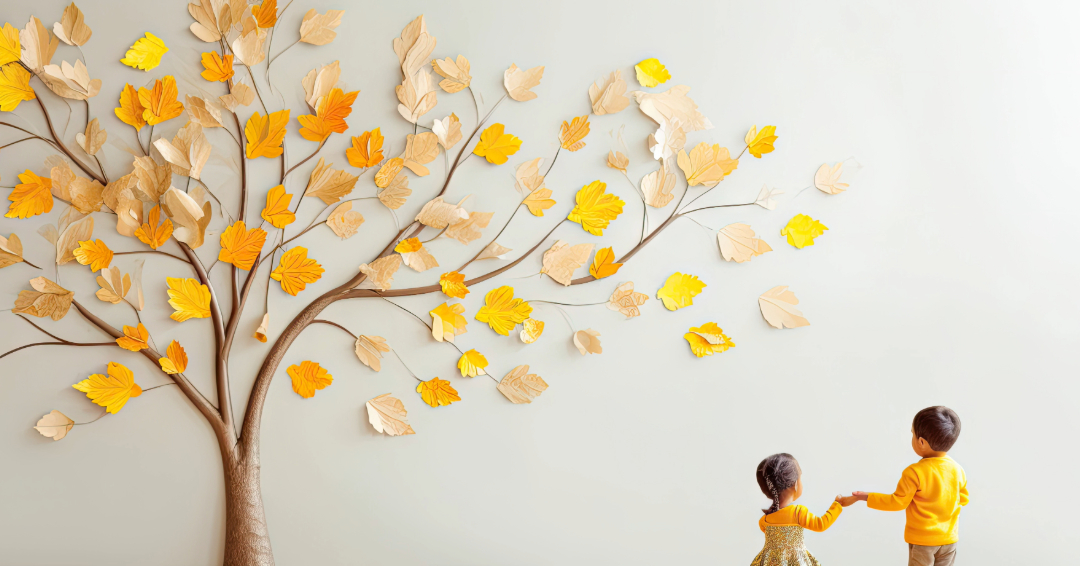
[138,76,184,125]
[656,272,705,311]
[541,240,594,286]
[457,349,488,378]
[559,116,590,152]
[158,340,188,374]
[677,143,738,187]
[73,239,112,271]
[34,410,74,441]
[589,70,630,115]
[472,123,521,165]
[497,365,547,404]
[475,286,532,335]
[367,393,415,436]
[327,201,364,239]
[684,322,735,357]
[358,254,401,290]
[432,55,471,93]
[114,83,147,131]
[354,335,390,372]
[430,302,467,343]
[814,162,848,194]
[135,205,173,249]
[116,322,150,351]
[519,318,544,344]
[635,58,671,88]
[568,180,624,236]
[524,188,555,216]
[401,132,439,176]
[717,223,772,263]
[632,85,713,131]
[607,281,649,319]
[641,161,676,208]
[200,51,234,82]
[167,277,211,322]
[0,62,35,112]
[573,329,602,355]
[245,109,290,159]
[13,277,73,320]
[395,237,439,272]
[287,360,332,398]
[347,128,384,169]
[416,377,460,407]
[271,246,324,295]
[589,247,622,279]
[6,170,53,219]
[606,150,629,173]
[432,113,462,150]
[781,214,828,249]
[439,271,469,299]
[0,23,21,66]
[758,285,810,329]
[745,125,777,158]
[54,3,92,46]
[260,185,295,228]
[121,32,168,71]
[218,221,266,270]
[299,9,343,45]
[73,362,142,414]
[304,158,358,204]
[504,63,544,102]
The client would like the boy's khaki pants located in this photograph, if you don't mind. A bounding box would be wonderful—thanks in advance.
[909,542,957,566]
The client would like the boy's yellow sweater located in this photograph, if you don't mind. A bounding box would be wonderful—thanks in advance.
[868,456,969,546]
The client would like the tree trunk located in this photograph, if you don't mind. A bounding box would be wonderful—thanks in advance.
[222,450,274,566]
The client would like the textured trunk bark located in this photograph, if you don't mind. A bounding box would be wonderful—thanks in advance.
[222,452,274,566]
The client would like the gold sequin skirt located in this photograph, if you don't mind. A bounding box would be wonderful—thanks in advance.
[750,526,822,566]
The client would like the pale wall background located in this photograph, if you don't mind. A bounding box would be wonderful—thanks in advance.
[1,0,1076,564]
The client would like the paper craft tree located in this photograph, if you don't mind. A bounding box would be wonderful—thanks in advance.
[0,3,852,565]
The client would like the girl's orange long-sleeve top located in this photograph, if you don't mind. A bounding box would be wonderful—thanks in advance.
[758,501,843,532]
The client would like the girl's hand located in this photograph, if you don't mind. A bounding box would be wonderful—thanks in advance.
[835,494,858,507]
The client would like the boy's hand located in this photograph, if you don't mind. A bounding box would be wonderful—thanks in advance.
[851,491,869,501]
[835,494,858,507]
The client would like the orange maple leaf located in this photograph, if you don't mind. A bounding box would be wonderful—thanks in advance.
[270,246,324,295]
[346,128,384,168]
[135,205,173,249]
[218,221,267,270]
[137,75,184,126]
[6,170,54,219]
[245,109,290,159]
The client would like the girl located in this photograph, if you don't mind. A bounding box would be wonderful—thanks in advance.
[751,453,856,566]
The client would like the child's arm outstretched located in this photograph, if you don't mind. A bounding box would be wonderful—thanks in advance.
[795,500,846,532]
[853,466,918,511]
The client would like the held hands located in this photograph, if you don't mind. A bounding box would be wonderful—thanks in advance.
[835,494,859,507]
[852,491,869,501]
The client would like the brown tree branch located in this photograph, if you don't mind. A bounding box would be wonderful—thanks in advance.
[32,87,106,184]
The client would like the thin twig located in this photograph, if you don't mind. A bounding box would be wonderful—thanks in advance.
[310,319,356,338]
[113,250,190,263]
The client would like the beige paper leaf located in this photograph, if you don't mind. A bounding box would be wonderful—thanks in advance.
[589,69,630,115]
[606,151,628,173]
[76,118,107,156]
[55,215,93,265]
[573,329,602,355]
[51,161,104,214]
[541,240,594,286]
[815,162,848,194]
[231,17,267,66]
[300,9,343,45]
[607,281,649,318]
[401,132,439,176]
[160,187,211,249]
[20,16,58,73]
[34,410,74,441]
[415,196,468,229]
[504,63,544,102]
[131,258,145,310]
[648,118,685,162]
[759,285,810,329]
[358,254,401,290]
[443,211,493,245]
[301,60,340,111]
[354,335,390,372]
[432,55,470,93]
[154,122,212,180]
[114,188,143,237]
[396,69,437,124]
[54,3,92,46]
[185,95,224,128]
[101,171,135,212]
[432,113,462,150]
[132,156,171,202]
[304,158,358,204]
[377,174,411,210]
[514,157,545,193]
[40,59,101,101]
[497,365,548,404]
[392,15,435,78]
[632,85,713,131]
[717,223,772,263]
[754,185,783,210]
[641,161,676,208]
[14,277,73,320]
[188,0,224,42]
[367,393,415,436]
[327,201,364,239]
[476,241,511,261]
[95,265,130,304]
[0,233,25,268]
[395,238,439,272]
[219,77,254,111]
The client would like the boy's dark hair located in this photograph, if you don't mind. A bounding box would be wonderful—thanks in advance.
[756,453,801,515]
[913,406,961,452]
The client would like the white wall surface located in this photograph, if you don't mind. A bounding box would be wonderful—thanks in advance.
[1,0,1076,564]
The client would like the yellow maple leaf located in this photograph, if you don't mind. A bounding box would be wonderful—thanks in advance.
[457,349,488,378]
[245,109,290,159]
[0,23,20,66]
[475,285,532,336]
[6,170,53,219]
[588,247,623,279]
[472,123,521,165]
[135,205,173,249]
[347,128,384,168]
[287,360,332,398]
[114,83,147,131]
[745,125,777,158]
[0,62,35,112]
[430,302,468,343]
[781,214,828,249]
[167,277,211,322]
[252,0,278,28]
[677,142,738,187]
[116,323,150,351]
[684,322,735,357]
[158,340,188,374]
[416,377,460,407]
[523,188,555,216]
[73,362,142,414]
[200,51,234,82]
[568,180,625,236]
[121,32,168,71]
[218,220,266,270]
[519,318,544,344]
[656,272,706,311]
[73,239,113,271]
[635,58,671,88]
[439,271,469,299]
[270,246,324,295]
[559,115,590,151]
[260,185,295,228]
[138,76,184,125]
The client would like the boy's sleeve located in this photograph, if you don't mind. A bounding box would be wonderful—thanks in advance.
[867,466,919,512]
[959,469,969,507]
[795,502,843,532]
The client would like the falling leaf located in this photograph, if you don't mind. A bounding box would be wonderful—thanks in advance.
[573,329,602,355]
[444,211,493,245]
[218,221,266,270]
[589,247,623,279]
[200,51,234,82]
[53,3,92,46]
[607,150,629,172]
[13,277,73,320]
[95,266,130,304]
[607,281,649,318]
[299,9,343,45]
[287,360,332,398]
[432,113,461,150]
[519,318,544,344]
[781,214,828,249]
[135,205,173,249]
[415,196,468,229]
[6,170,53,219]
[160,187,211,249]
[154,122,212,179]
[245,110,290,159]
[504,63,544,102]
[759,285,810,329]
[677,143,738,187]
[304,158,358,204]
[76,118,107,155]
[524,188,555,216]
[476,286,532,335]
[327,201,364,239]
[754,185,783,210]
[19,16,57,74]
[717,223,772,263]
[301,60,340,111]
[589,69,630,115]
[430,302,468,343]
[641,161,677,208]
[632,85,713,131]
[541,240,594,286]
[635,58,671,88]
[684,322,735,357]
[271,247,324,295]
[367,393,415,436]
[0,23,21,66]
[73,362,141,414]
[56,215,93,266]
[439,271,469,299]
[416,377,460,407]
[377,174,411,210]
[401,132,439,176]
[0,61,36,112]
[116,323,150,351]
[261,185,295,228]
[231,18,267,66]
[477,241,511,261]
[656,272,705,311]
[473,123,521,165]
[354,335,390,372]
[395,69,437,124]
[648,118,686,162]
[568,180,625,236]
[34,410,74,441]
[347,128,384,169]
[159,340,188,374]
[138,76,184,125]
[253,313,269,342]
[432,55,471,93]
[395,237,439,272]
[815,162,848,194]
[358,254,401,290]
[559,116,591,152]
[251,0,278,28]
[497,365,547,404]
[114,83,147,131]
[745,125,777,158]
[73,239,112,271]
[457,349,488,378]
[121,32,168,71]
[167,277,211,322]
[0,233,25,268]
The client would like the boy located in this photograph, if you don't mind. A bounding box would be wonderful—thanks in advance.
[853,406,969,566]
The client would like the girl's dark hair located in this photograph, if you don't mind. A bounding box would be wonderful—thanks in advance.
[756,453,801,515]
